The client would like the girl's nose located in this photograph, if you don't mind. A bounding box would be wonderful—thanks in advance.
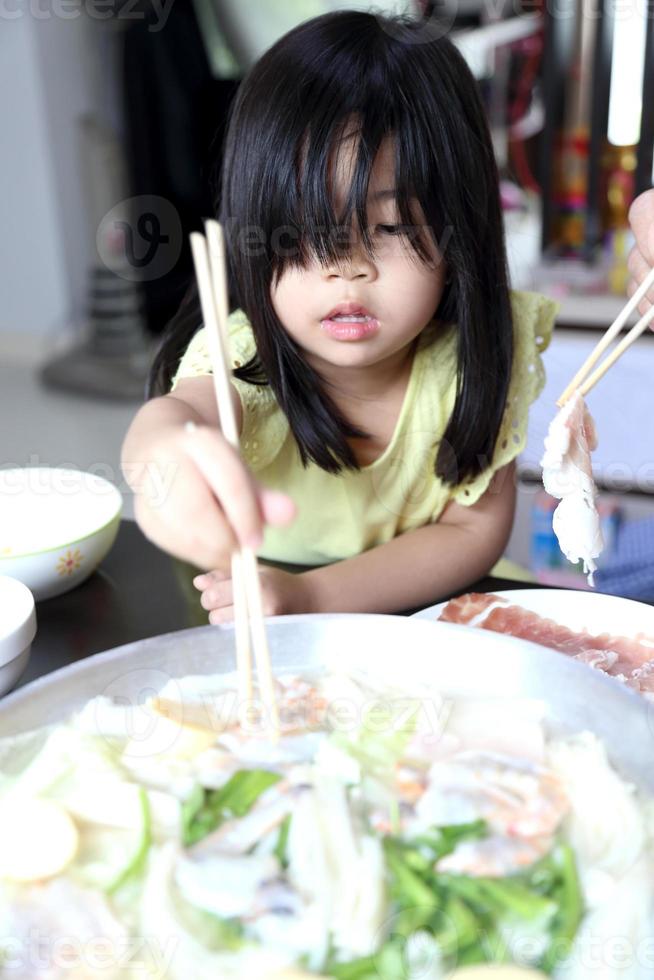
[323,250,377,282]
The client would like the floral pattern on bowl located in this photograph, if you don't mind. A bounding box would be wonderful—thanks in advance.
[56,549,84,578]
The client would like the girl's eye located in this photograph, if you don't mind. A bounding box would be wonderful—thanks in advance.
[376,224,406,236]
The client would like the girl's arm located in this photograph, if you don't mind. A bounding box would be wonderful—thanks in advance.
[303,463,517,613]
[198,463,517,618]
[121,374,233,467]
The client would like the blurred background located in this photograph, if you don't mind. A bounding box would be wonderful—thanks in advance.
[1,0,653,597]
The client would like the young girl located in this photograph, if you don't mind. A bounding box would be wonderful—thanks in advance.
[122,9,557,621]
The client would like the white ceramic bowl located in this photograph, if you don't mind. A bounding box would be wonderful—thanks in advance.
[0,468,123,601]
[0,576,36,694]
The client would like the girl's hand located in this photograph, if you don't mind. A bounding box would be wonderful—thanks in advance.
[132,422,295,570]
[627,189,654,316]
[194,566,316,624]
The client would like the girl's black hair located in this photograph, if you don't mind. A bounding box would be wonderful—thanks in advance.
[150,10,513,486]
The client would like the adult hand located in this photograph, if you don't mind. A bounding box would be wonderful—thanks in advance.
[627,189,654,316]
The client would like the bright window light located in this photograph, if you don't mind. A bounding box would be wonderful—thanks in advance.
[607,0,648,146]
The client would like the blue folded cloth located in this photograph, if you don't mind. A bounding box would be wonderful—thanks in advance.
[595,517,654,601]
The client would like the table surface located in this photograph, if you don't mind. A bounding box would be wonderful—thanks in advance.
[16,520,541,691]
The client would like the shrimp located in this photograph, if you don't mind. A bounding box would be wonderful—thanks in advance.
[410,750,570,876]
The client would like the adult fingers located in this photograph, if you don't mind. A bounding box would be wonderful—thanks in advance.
[628,189,654,266]
[626,245,654,317]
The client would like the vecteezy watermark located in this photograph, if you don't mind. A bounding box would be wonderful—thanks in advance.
[368,912,654,979]
[97,195,183,283]
[374,0,654,34]
[0,0,175,32]
[370,905,457,979]
[221,217,452,268]
[93,668,182,757]
[0,459,180,512]
[90,665,454,759]
[0,930,178,978]
[368,431,455,522]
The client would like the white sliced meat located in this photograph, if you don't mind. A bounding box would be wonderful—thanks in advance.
[216,732,324,768]
[251,902,333,967]
[139,842,294,980]
[176,850,279,918]
[541,390,603,583]
[0,877,129,979]
[422,699,547,766]
[547,733,646,879]
[286,776,386,964]
[556,853,654,980]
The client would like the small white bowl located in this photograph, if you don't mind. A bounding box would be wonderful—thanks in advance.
[0,576,36,694]
[0,468,123,601]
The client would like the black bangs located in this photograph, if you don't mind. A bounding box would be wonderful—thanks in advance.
[220,16,439,283]
[152,10,513,486]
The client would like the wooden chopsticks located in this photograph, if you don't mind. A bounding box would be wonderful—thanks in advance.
[557,266,654,406]
[190,220,279,734]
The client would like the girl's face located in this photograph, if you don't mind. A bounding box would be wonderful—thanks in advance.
[270,133,446,376]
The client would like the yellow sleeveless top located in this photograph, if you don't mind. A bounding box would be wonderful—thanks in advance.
[172,290,557,565]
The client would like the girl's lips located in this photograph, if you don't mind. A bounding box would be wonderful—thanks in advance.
[320,316,380,341]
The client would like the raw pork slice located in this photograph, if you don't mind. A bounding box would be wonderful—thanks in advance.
[540,391,603,584]
[439,592,654,695]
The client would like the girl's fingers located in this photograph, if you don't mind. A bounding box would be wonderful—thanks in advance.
[183,426,264,549]
[209,606,235,625]
[135,489,237,570]
[259,488,297,526]
[200,577,235,611]
[193,569,230,590]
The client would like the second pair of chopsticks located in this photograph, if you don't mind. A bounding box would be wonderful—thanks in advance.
[557,265,654,406]
[190,220,279,733]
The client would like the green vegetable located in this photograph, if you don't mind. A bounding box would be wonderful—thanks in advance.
[182,769,282,846]
[329,955,379,979]
[537,844,584,973]
[108,787,152,894]
[412,821,488,862]
[385,843,439,908]
[439,873,557,923]
[332,702,419,782]
[71,785,152,895]
[330,825,584,977]
[274,814,292,869]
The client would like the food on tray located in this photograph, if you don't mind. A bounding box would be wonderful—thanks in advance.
[540,391,603,584]
[0,797,79,882]
[440,593,654,695]
[0,668,653,979]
